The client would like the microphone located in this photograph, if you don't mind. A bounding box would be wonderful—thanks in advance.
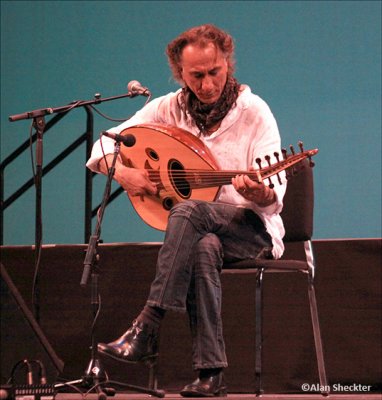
[127,80,151,97]
[102,131,136,147]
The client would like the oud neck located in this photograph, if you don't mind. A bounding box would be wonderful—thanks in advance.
[184,149,317,189]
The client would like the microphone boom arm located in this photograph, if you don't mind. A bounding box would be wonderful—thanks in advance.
[9,91,138,122]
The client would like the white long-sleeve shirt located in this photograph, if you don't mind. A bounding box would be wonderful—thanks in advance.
[87,86,286,258]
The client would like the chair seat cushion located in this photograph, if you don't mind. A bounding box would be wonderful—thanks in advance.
[223,258,309,271]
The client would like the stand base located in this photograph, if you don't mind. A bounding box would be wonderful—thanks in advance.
[55,357,165,398]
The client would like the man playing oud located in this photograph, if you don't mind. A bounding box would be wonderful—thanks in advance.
[86,24,286,397]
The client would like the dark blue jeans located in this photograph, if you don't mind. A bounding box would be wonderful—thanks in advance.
[146,200,272,370]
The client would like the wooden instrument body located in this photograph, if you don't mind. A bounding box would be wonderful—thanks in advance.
[119,123,220,231]
[118,123,318,232]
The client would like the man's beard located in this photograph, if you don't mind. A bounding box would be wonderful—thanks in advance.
[180,76,240,135]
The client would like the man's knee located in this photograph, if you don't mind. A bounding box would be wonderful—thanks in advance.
[193,233,223,274]
[196,233,222,254]
[170,200,202,216]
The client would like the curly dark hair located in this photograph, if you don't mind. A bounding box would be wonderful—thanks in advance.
[166,24,236,84]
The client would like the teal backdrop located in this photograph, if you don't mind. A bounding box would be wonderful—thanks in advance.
[1,0,381,245]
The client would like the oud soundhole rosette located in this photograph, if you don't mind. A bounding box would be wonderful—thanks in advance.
[162,197,175,210]
[168,159,191,198]
[146,148,159,161]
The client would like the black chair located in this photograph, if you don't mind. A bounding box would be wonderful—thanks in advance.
[223,159,329,396]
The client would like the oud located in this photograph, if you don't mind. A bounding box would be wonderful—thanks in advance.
[116,123,317,231]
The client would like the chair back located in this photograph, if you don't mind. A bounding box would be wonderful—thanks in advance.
[280,159,314,242]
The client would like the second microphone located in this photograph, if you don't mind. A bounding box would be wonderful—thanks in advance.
[102,131,136,147]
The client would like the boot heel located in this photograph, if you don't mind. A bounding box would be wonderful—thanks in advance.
[180,372,227,397]
[216,388,228,397]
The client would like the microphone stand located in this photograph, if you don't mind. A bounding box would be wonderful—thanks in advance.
[64,140,164,398]
[8,90,138,324]
[77,142,120,400]
[8,91,137,122]
[9,91,164,398]
[32,115,45,323]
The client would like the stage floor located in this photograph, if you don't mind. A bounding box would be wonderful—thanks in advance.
[54,393,381,400]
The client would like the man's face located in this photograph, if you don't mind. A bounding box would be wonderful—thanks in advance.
[180,43,228,105]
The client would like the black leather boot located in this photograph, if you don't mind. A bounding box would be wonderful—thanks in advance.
[180,370,227,397]
[97,320,158,364]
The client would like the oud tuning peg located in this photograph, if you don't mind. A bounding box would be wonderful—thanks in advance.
[264,155,274,188]
[298,141,304,152]
[273,151,282,185]
[281,148,288,159]
[289,145,295,155]
[255,158,262,169]
[308,158,315,168]
[273,152,282,183]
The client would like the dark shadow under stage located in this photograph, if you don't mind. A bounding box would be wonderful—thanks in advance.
[0,239,381,397]
[54,394,381,400]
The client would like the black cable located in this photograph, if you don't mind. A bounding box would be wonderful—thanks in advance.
[7,359,33,385]
[30,360,47,384]
[88,93,151,122]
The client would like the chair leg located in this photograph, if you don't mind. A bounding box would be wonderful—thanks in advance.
[255,268,264,396]
[148,360,158,390]
[308,278,329,396]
